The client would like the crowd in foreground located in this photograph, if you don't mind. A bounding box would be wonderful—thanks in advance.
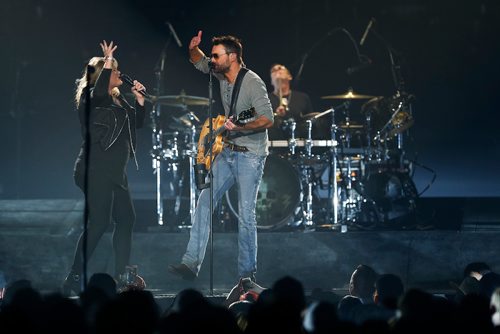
[1,261,500,334]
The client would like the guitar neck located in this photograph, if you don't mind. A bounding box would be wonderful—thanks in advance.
[207,111,251,142]
[204,124,226,145]
[212,125,226,138]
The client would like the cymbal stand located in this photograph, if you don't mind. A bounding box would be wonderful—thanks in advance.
[343,110,353,192]
[326,108,340,229]
[365,111,373,161]
[151,35,173,226]
[379,99,403,139]
[186,124,198,227]
[302,120,314,228]
[310,107,340,230]
[287,119,297,155]
[151,103,164,226]
[373,131,384,162]
[396,94,411,170]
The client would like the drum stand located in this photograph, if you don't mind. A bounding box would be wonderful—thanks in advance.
[151,104,200,228]
[336,108,365,229]
[169,115,200,229]
[300,108,342,231]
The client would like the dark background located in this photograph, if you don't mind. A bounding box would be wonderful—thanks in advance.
[1,0,499,199]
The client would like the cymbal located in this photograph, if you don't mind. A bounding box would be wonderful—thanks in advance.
[151,94,210,107]
[361,96,384,113]
[339,123,363,130]
[321,89,375,100]
[301,112,321,119]
[172,112,201,128]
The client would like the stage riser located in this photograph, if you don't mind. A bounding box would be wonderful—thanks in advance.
[1,231,499,294]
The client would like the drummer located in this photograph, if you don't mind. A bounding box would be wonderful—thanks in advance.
[268,64,314,140]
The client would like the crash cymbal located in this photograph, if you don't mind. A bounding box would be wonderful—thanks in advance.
[321,88,375,100]
[361,96,385,113]
[151,94,210,107]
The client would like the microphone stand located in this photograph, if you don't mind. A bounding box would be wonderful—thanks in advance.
[152,36,173,226]
[295,28,340,85]
[371,29,405,93]
[207,65,215,296]
[81,66,93,292]
[371,28,410,168]
[295,27,366,87]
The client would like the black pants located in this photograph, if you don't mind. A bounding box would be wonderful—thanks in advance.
[71,171,135,277]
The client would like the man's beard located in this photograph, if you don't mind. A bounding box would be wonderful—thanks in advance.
[213,61,230,74]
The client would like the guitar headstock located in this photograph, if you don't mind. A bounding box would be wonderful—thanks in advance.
[235,107,256,125]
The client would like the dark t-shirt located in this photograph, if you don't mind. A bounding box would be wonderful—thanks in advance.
[268,90,313,140]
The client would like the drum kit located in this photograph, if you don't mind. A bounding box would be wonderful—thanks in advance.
[260,88,418,231]
[149,88,418,231]
[149,91,210,227]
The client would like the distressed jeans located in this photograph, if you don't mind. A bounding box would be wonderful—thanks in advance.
[182,147,266,279]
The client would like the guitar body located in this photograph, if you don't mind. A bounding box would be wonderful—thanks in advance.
[196,108,256,170]
[196,115,226,170]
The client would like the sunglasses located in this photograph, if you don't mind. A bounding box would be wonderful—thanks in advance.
[210,52,232,60]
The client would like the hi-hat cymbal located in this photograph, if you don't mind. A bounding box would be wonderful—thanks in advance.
[339,123,364,130]
[322,89,375,100]
[151,94,210,107]
[172,112,201,128]
[301,112,321,119]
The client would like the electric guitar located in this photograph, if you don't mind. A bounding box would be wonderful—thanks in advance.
[196,108,256,169]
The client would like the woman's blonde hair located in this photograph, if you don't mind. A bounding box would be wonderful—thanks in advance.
[74,56,118,108]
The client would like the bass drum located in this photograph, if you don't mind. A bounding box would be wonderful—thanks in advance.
[357,169,418,224]
[227,154,301,230]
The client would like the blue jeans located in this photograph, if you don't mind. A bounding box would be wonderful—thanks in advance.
[182,148,266,279]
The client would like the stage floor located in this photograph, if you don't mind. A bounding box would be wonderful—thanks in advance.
[1,198,499,298]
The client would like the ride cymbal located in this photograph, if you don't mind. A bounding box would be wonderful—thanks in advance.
[151,94,210,107]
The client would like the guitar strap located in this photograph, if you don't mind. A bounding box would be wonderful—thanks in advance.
[228,67,249,118]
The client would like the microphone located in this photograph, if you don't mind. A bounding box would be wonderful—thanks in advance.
[208,60,215,69]
[346,59,372,75]
[166,22,182,48]
[360,18,375,46]
[119,73,150,98]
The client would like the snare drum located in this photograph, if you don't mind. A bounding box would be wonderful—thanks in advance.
[268,139,336,156]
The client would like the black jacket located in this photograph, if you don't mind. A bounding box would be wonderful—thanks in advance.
[74,69,146,188]
[78,69,145,155]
